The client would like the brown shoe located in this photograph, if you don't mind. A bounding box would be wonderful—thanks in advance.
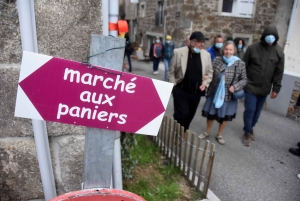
[249,131,256,141]
[243,134,251,146]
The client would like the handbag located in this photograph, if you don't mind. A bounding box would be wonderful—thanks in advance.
[230,65,245,100]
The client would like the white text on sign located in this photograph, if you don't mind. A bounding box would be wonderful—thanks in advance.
[57,68,138,125]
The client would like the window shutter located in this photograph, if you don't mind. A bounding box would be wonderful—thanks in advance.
[155,11,159,26]
[235,0,255,18]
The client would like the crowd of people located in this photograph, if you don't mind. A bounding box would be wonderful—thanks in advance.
[127,25,298,149]
[127,24,299,178]
[167,24,285,148]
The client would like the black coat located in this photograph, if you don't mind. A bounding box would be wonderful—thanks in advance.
[243,25,284,96]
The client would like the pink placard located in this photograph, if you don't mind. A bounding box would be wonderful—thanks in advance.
[15,52,173,136]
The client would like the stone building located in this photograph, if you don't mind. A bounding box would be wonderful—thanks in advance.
[135,0,300,119]
[135,0,286,54]
[0,0,102,200]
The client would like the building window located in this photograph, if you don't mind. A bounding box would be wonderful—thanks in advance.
[155,1,164,26]
[219,0,255,18]
[139,2,146,18]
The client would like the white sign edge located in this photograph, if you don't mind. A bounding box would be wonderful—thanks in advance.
[15,85,43,120]
[136,112,164,136]
[136,79,173,136]
[151,79,173,109]
[19,51,53,82]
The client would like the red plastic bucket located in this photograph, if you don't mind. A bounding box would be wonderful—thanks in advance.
[49,188,146,201]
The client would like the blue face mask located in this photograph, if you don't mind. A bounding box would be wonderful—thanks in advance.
[238,45,243,49]
[265,35,276,44]
[215,43,223,49]
[166,40,171,44]
[193,47,201,54]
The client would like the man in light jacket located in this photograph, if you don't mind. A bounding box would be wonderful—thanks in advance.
[168,31,213,131]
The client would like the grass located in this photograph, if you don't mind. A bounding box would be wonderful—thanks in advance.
[123,135,205,201]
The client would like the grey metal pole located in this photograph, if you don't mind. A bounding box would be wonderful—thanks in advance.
[83,35,125,189]
[284,0,298,54]
[109,0,123,190]
[17,0,57,200]
[102,0,109,36]
[102,0,112,189]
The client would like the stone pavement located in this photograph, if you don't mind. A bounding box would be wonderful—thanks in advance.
[125,59,300,201]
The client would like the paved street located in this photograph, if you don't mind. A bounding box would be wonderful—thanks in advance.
[127,59,300,201]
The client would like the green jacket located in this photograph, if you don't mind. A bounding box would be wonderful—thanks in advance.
[243,25,284,96]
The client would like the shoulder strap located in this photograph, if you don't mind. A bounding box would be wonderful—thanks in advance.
[230,65,237,86]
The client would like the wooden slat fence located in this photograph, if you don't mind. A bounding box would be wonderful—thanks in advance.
[153,115,216,196]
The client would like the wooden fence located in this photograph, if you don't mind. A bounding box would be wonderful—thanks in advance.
[152,115,216,196]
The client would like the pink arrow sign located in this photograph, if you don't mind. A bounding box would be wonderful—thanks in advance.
[15,51,173,136]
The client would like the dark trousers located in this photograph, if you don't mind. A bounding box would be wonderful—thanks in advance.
[173,86,201,131]
[153,57,160,72]
[124,52,132,72]
[243,92,267,135]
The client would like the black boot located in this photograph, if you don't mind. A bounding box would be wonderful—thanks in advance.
[289,147,300,157]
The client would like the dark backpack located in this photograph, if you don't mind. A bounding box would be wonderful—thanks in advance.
[125,42,134,54]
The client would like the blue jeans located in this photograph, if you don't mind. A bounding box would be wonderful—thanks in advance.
[243,92,267,135]
[153,57,160,72]
[164,58,171,81]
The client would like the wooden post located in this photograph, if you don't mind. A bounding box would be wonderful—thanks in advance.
[186,133,195,182]
[167,118,173,159]
[197,140,210,190]
[204,143,215,195]
[183,130,189,175]
[83,35,125,189]
[173,123,179,167]
[156,118,163,146]
[163,116,168,156]
[160,116,166,153]
[169,119,176,163]
[192,136,202,186]
[178,126,184,170]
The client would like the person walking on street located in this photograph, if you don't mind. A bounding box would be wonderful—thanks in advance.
[168,31,213,132]
[162,35,174,81]
[124,33,134,72]
[149,36,163,75]
[289,142,300,157]
[207,35,224,62]
[199,41,247,145]
[242,24,284,146]
[233,37,245,59]
[289,141,300,180]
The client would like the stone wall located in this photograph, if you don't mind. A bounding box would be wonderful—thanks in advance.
[136,0,164,53]
[136,0,279,50]
[0,0,101,200]
[287,81,300,121]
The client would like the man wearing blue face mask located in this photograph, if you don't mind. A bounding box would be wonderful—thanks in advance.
[207,35,224,62]
[168,31,213,132]
[242,24,284,146]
